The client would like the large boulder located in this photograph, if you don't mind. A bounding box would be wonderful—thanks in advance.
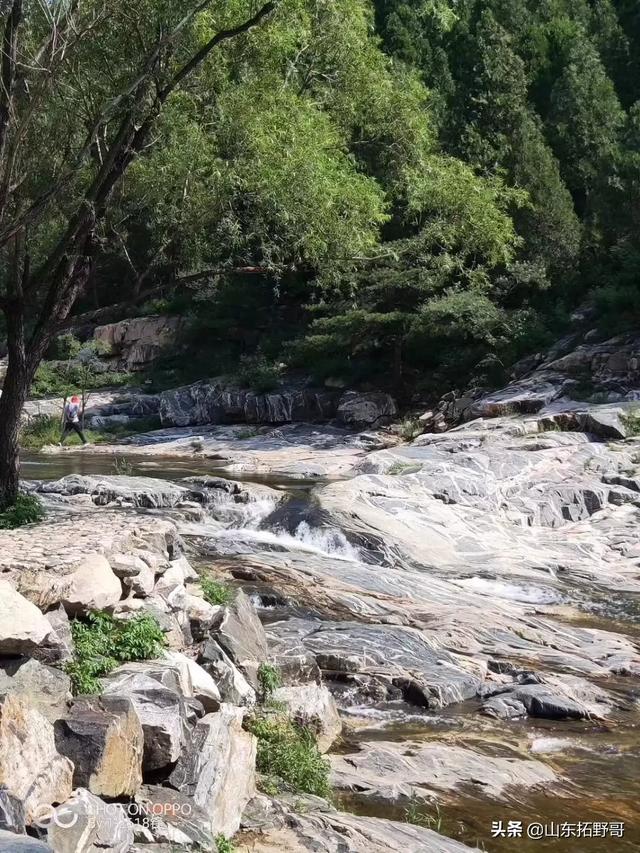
[0,581,59,656]
[0,658,71,722]
[198,639,256,707]
[54,696,144,798]
[272,683,341,753]
[159,379,340,427]
[0,695,74,828]
[162,651,221,712]
[93,315,184,370]
[47,789,134,853]
[210,590,268,686]
[337,391,398,428]
[169,704,256,838]
[101,669,188,772]
[60,554,122,615]
[134,786,214,848]
[0,831,53,852]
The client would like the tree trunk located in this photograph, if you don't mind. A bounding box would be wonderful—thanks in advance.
[0,302,29,509]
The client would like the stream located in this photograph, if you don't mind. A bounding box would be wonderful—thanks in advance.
[23,449,640,853]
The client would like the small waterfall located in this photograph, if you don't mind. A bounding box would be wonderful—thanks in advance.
[287,521,361,560]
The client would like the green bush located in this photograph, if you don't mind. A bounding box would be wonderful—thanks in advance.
[236,353,282,393]
[215,836,236,853]
[49,333,82,360]
[245,714,330,797]
[200,576,235,606]
[31,361,132,399]
[257,663,282,699]
[65,612,166,695]
[0,494,44,529]
[622,410,640,436]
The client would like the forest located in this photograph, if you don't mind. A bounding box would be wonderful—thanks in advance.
[0,0,639,500]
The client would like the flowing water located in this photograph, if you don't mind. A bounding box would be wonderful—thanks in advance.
[22,450,640,852]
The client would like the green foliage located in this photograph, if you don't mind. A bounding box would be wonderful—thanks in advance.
[621,410,640,436]
[215,837,236,853]
[200,576,235,606]
[49,334,82,360]
[257,663,282,699]
[405,798,443,832]
[65,612,165,695]
[236,354,282,393]
[0,494,44,529]
[31,361,132,399]
[20,414,161,451]
[245,714,330,798]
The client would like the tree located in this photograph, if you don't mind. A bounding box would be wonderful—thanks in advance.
[0,0,277,508]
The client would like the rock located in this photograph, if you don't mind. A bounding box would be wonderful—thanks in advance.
[0,580,58,656]
[60,554,122,615]
[337,391,398,427]
[159,379,340,427]
[101,669,188,772]
[267,620,484,709]
[183,593,219,640]
[93,315,184,369]
[481,675,612,720]
[272,683,341,752]
[330,741,557,803]
[109,553,149,579]
[198,639,256,706]
[0,831,53,852]
[0,658,71,722]
[54,696,143,797]
[169,705,256,838]
[134,786,214,848]
[236,799,478,852]
[37,474,192,509]
[211,590,268,685]
[163,651,221,712]
[47,789,134,853]
[0,695,73,827]
[123,563,155,597]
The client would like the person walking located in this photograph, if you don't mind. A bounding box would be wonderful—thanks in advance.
[60,395,88,445]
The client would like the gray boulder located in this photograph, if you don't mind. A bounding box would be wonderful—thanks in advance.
[337,391,398,427]
[47,789,134,853]
[0,581,61,656]
[198,639,257,706]
[169,705,256,838]
[0,831,53,852]
[211,590,268,686]
[54,696,144,797]
[0,658,71,723]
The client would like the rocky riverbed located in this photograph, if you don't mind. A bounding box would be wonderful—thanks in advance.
[1,384,640,852]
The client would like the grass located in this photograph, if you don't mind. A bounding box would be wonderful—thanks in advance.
[19,414,162,451]
[397,417,423,442]
[216,836,236,853]
[387,461,422,476]
[0,493,44,529]
[200,576,235,606]
[622,409,640,436]
[64,611,165,695]
[245,714,330,798]
[258,662,282,699]
[405,798,442,832]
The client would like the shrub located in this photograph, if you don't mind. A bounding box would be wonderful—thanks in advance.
[0,494,44,529]
[622,409,640,436]
[245,714,330,797]
[65,612,165,695]
[257,663,281,699]
[215,836,236,853]
[20,415,63,449]
[200,576,234,606]
[236,353,281,393]
[49,333,82,360]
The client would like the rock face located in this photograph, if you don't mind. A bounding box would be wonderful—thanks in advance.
[169,705,256,838]
[0,832,53,852]
[337,391,398,427]
[211,590,269,685]
[0,581,59,656]
[93,314,184,370]
[330,741,557,803]
[54,696,144,797]
[0,658,71,722]
[101,668,188,772]
[0,695,74,828]
[48,789,134,853]
[272,683,341,753]
[159,379,341,427]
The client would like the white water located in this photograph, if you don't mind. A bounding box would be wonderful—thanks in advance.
[453,576,562,605]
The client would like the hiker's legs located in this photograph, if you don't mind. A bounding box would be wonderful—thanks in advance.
[71,422,88,444]
[60,423,72,445]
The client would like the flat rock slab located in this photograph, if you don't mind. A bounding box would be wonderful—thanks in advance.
[330,741,558,803]
[267,619,484,709]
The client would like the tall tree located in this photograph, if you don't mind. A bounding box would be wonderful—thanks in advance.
[0,0,276,508]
